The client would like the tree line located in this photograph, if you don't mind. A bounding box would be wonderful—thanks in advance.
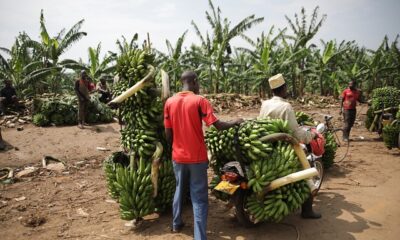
[1,0,399,98]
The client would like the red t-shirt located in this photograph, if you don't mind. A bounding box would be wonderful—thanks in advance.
[341,88,360,110]
[164,91,218,164]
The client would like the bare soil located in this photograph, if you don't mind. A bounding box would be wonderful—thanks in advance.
[0,103,399,240]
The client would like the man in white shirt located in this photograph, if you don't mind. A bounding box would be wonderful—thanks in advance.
[259,73,321,219]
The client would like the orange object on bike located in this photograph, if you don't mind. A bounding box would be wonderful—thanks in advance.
[309,129,326,156]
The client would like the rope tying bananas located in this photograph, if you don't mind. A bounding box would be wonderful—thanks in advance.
[103,46,175,221]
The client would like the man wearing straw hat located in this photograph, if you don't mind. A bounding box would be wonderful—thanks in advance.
[259,73,321,219]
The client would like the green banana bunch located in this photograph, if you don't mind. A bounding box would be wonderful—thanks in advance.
[371,87,400,110]
[155,158,176,211]
[103,151,129,199]
[115,160,154,220]
[246,181,310,223]
[295,111,314,126]
[206,118,313,223]
[103,43,176,221]
[382,123,400,149]
[321,132,337,168]
[116,48,154,83]
[206,118,291,172]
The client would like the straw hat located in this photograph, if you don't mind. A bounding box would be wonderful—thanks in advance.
[268,74,285,89]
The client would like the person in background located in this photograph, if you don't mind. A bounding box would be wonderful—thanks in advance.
[97,75,111,103]
[259,73,321,219]
[0,79,19,115]
[340,80,362,141]
[74,71,91,129]
[164,71,243,240]
[87,77,96,93]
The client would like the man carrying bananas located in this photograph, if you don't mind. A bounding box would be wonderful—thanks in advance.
[164,71,243,239]
[259,73,321,219]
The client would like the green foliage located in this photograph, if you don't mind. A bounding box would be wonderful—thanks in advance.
[32,113,50,126]
[32,94,113,126]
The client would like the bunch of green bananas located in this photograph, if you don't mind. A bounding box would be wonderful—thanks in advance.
[295,111,315,126]
[115,157,154,220]
[116,48,154,82]
[247,141,300,193]
[154,158,176,211]
[103,46,176,221]
[206,118,311,223]
[121,128,158,157]
[206,118,291,172]
[321,132,338,168]
[246,181,310,223]
[382,123,400,149]
[103,151,129,199]
[205,126,239,172]
[371,87,400,110]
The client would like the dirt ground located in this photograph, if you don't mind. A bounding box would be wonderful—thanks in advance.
[1,103,399,240]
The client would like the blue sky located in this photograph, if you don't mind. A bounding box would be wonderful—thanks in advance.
[0,0,399,61]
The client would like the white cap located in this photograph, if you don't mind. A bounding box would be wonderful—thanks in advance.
[268,74,285,89]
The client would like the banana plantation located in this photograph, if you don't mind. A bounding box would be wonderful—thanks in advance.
[1,1,399,99]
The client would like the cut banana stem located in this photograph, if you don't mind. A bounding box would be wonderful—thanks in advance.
[161,69,170,101]
[292,142,316,192]
[109,65,155,104]
[151,142,163,198]
[291,143,311,169]
[264,168,319,192]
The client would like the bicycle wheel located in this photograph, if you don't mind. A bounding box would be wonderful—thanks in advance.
[331,128,349,162]
[233,189,258,228]
[311,159,324,195]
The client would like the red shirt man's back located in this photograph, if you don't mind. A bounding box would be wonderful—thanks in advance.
[164,91,218,164]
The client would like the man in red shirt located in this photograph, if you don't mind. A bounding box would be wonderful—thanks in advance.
[340,80,362,141]
[164,71,243,240]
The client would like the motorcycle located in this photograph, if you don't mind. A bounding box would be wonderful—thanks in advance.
[213,124,326,227]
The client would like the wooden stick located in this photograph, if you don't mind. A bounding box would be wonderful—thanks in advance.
[369,114,379,132]
[373,106,398,114]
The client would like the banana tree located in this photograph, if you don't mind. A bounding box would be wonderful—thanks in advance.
[0,32,36,95]
[162,30,189,92]
[22,9,86,94]
[61,43,116,83]
[284,6,326,97]
[191,0,264,93]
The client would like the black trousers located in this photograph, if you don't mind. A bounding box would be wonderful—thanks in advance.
[343,109,356,140]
